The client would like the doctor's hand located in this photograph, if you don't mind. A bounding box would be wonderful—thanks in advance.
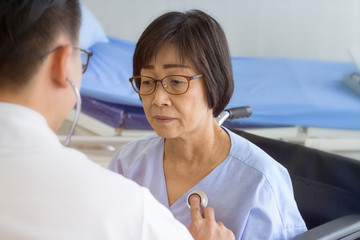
[187,195,235,240]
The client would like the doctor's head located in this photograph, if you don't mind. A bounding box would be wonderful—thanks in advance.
[0,0,87,130]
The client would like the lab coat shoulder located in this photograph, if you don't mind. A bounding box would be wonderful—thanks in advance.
[58,146,193,239]
[9,145,192,239]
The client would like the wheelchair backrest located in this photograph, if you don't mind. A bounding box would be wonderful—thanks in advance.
[230,128,360,229]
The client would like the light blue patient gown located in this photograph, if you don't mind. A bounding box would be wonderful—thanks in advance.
[109,128,307,239]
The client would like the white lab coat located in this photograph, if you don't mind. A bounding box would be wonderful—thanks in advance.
[0,102,193,240]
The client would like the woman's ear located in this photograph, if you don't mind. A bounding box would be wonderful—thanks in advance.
[50,45,72,88]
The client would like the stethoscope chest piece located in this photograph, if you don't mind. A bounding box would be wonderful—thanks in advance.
[186,190,208,209]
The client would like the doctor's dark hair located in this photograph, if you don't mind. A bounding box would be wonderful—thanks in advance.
[133,10,234,117]
[0,0,81,89]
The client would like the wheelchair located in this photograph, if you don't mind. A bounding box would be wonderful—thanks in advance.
[219,107,360,240]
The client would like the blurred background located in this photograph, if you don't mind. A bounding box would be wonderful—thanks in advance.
[81,0,360,61]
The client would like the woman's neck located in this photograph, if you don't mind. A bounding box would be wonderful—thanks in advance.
[163,118,231,206]
[164,118,229,164]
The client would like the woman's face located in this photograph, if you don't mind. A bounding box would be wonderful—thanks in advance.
[140,44,212,139]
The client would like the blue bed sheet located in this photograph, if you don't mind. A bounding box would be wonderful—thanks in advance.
[81,37,360,130]
[81,37,139,106]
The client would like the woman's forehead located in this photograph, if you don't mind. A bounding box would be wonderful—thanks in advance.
[145,44,193,67]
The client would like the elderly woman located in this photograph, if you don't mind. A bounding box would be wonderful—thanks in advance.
[109,10,307,239]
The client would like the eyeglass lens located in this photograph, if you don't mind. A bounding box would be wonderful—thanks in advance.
[80,51,88,72]
[133,76,189,95]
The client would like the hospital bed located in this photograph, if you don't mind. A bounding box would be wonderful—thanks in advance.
[58,3,360,160]
[57,34,360,163]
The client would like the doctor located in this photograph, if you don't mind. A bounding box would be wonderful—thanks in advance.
[0,1,234,239]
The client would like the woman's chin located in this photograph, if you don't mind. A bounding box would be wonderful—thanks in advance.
[152,127,177,139]
[155,130,175,139]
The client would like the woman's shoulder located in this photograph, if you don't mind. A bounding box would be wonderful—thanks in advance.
[224,129,306,232]
[226,129,276,163]
[225,128,291,184]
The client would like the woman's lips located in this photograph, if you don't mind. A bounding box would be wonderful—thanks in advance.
[154,116,175,124]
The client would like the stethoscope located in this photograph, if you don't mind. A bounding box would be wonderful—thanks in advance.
[63,79,81,146]
[186,190,208,209]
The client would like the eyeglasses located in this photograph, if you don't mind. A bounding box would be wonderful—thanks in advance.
[74,47,93,73]
[129,74,203,95]
[41,45,93,73]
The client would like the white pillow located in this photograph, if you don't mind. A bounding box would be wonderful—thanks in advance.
[79,2,108,49]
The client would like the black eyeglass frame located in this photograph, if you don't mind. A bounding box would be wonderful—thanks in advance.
[41,45,93,73]
[129,74,203,96]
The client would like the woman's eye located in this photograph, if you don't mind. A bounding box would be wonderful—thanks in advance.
[169,79,187,85]
[142,80,154,85]
[170,80,183,85]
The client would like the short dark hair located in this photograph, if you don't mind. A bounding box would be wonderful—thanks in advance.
[133,10,234,117]
[0,0,81,89]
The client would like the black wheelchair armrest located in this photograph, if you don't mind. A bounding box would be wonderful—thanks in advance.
[292,214,360,240]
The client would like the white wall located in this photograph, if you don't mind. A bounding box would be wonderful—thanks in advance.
[81,0,360,62]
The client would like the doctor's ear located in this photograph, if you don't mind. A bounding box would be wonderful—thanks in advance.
[50,45,73,88]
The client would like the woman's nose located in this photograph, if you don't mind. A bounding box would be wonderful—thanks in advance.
[152,82,171,106]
